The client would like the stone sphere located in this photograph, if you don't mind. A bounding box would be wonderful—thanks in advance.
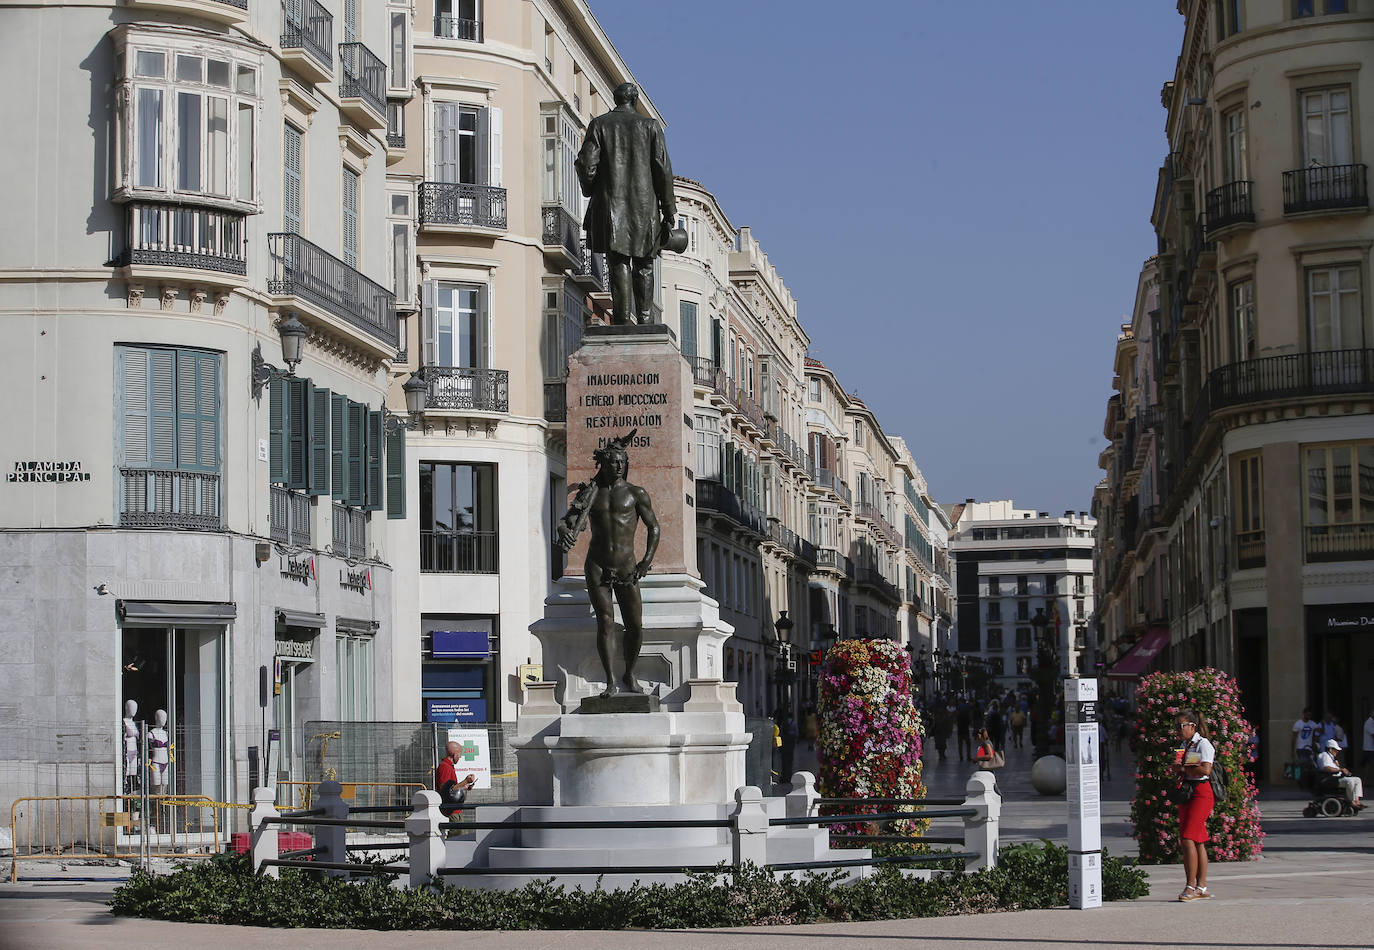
[1031,755,1067,795]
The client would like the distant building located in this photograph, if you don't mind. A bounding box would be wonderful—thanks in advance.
[948,502,1097,692]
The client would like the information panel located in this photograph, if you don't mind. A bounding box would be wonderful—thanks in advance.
[1065,676,1102,909]
[446,728,493,789]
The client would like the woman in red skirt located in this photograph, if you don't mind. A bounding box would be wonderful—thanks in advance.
[1175,710,1216,901]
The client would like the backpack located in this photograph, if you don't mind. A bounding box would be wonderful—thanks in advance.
[1210,758,1227,802]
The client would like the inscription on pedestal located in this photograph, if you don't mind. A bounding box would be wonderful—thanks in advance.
[579,371,668,450]
[579,692,662,715]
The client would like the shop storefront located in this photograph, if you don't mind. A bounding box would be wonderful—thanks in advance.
[1307,603,1374,736]
[421,616,496,723]
[273,609,324,784]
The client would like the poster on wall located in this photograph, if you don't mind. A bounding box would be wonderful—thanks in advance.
[426,698,487,722]
[445,728,492,789]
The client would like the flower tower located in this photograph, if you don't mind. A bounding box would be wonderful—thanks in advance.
[1130,667,1264,863]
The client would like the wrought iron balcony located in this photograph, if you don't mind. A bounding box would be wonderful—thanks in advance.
[267,232,398,349]
[1283,164,1368,214]
[1305,522,1374,563]
[338,42,386,125]
[856,502,900,546]
[331,502,366,560]
[120,468,222,530]
[419,182,507,231]
[422,365,510,412]
[571,243,607,291]
[434,14,482,41]
[543,380,566,422]
[814,547,852,576]
[691,357,722,389]
[694,479,766,535]
[270,485,312,546]
[1204,180,1254,233]
[1211,348,1374,411]
[118,202,247,276]
[386,131,405,150]
[280,0,333,79]
[1236,528,1265,569]
[542,204,581,261]
[421,529,498,573]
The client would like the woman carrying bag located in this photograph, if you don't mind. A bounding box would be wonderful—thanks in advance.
[1174,710,1216,902]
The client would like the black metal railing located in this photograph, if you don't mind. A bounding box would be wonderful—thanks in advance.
[419,182,507,230]
[543,380,566,422]
[338,43,386,117]
[1305,523,1374,563]
[814,547,852,576]
[1205,180,1254,232]
[1236,529,1265,569]
[542,204,580,259]
[267,232,397,348]
[433,14,481,41]
[855,566,901,604]
[1283,164,1367,214]
[694,479,765,535]
[422,366,509,412]
[212,0,248,8]
[386,131,405,150]
[331,503,366,560]
[691,357,721,389]
[1211,349,1374,411]
[421,529,498,573]
[120,468,221,530]
[281,0,332,71]
[572,243,607,290]
[270,485,313,546]
[118,202,247,275]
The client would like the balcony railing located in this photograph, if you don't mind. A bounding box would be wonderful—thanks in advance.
[814,547,852,576]
[694,479,766,535]
[386,131,405,150]
[120,468,221,530]
[267,232,397,349]
[270,485,312,546]
[421,529,498,573]
[338,43,386,118]
[419,182,507,230]
[855,566,901,604]
[118,202,247,275]
[1236,529,1265,569]
[433,14,482,41]
[281,0,333,71]
[572,243,607,291]
[1283,164,1368,214]
[422,366,509,412]
[331,503,366,560]
[543,380,566,422]
[1211,349,1374,411]
[542,204,581,260]
[856,502,900,546]
[1205,180,1254,232]
[1305,522,1374,563]
[691,357,721,389]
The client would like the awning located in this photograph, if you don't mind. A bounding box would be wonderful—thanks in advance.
[1105,626,1171,681]
[276,609,326,629]
[337,617,380,634]
[118,600,237,626]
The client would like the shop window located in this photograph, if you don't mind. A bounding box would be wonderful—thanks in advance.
[420,462,498,572]
[336,629,375,721]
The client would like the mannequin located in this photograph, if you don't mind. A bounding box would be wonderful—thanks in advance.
[149,709,171,791]
[122,700,140,794]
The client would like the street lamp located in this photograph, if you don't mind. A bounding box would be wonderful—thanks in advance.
[249,314,311,403]
[1029,607,1059,758]
[774,611,796,718]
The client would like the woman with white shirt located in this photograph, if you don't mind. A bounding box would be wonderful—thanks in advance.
[1175,709,1216,901]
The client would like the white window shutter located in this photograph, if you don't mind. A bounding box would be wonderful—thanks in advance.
[120,347,151,467]
[488,105,502,187]
[421,279,437,366]
[148,349,177,468]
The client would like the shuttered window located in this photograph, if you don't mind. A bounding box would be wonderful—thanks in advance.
[283,123,302,233]
[385,424,406,519]
[679,300,698,361]
[342,165,359,268]
[270,377,332,493]
[286,376,309,489]
[331,392,348,501]
[308,385,331,495]
[118,346,220,473]
[364,409,384,511]
[346,400,367,507]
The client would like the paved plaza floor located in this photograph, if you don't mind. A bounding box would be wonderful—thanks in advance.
[6,744,1371,949]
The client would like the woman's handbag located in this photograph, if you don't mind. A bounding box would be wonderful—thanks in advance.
[1168,782,1195,806]
[988,749,1006,770]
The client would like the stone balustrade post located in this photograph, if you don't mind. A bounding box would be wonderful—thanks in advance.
[963,770,1001,871]
[406,790,446,889]
[249,787,279,878]
[730,785,769,868]
[316,779,348,876]
[785,771,819,819]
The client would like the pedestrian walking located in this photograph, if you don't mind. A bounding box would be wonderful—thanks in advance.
[1099,718,1112,781]
[1174,710,1216,902]
[956,698,973,762]
[1009,707,1026,749]
[1293,707,1319,765]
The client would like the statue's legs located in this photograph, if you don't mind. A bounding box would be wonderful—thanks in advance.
[614,581,645,693]
[630,255,654,322]
[585,561,618,695]
[606,252,656,325]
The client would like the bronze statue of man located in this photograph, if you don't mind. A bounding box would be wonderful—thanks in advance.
[555,432,660,695]
[576,82,677,326]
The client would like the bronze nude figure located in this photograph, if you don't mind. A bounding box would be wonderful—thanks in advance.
[555,431,660,696]
[576,82,682,326]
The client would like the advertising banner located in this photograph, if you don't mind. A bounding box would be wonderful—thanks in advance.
[445,728,493,789]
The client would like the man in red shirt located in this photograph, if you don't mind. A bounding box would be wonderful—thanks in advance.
[435,740,476,806]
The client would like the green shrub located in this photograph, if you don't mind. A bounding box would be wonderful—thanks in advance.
[110,843,1148,929]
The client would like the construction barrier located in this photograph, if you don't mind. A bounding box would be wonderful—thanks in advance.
[276,781,426,812]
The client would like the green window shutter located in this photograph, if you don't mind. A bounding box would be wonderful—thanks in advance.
[149,349,177,468]
[364,409,383,511]
[331,392,347,500]
[175,350,219,472]
[385,423,406,519]
[679,300,698,361]
[286,376,309,489]
[308,384,331,495]
[119,347,151,467]
[269,376,287,484]
[346,400,366,506]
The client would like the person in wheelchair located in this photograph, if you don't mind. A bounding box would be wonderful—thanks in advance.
[1315,738,1364,811]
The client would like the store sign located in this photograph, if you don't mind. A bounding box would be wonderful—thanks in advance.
[274,638,315,660]
[8,461,90,483]
[1311,604,1374,630]
[432,630,490,658]
[340,567,371,593]
[428,699,487,723]
[281,555,315,585]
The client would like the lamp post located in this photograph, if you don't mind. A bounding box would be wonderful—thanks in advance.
[249,314,310,402]
[774,610,795,719]
[1030,606,1058,758]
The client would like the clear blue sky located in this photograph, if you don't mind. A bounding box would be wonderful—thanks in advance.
[587,1,1184,516]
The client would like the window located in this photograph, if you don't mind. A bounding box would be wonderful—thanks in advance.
[388,11,408,92]
[808,378,821,403]
[988,657,1005,677]
[283,123,302,232]
[116,346,222,528]
[987,576,1000,596]
[1304,442,1374,562]
[1016,574,1029,596]
[1015,627,1032,651]
[854,420,864,447]
[695,414,722,480]
[434,101,500,186]
[1215,0,1241,38]
[420,462,498,572]
[422,281,488,368]
[1294,0,1346,14]
[119,37,260,204]
[1301,87,1352,167]
[1016,600,1030,621]
[435,0,482,40]
[1074,574,1086,595]
[679,300,698,361]
[1308,265,1362,351]
[986,628,1003,651]
[987,602,1001,622]
[1230,278,1255,361]
[1233,452,1264,568]
[541,108,581,213]
[1222,106,1247,182]
[341,165,359,268]
[387,100,406,144]
[542,282,584,380]
[388,192,414,307]
[1016,656,1032,675]
[336,630,375,721]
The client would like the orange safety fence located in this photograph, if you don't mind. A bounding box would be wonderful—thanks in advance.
[9,794,222,881]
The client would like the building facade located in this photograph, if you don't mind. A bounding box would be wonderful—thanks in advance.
[1093,0,1374,780]
[949,502,1097,693]
[0,0,404,810]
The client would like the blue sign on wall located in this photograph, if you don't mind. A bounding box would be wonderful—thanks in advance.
[431,630,490,658]
[426,698,487,722]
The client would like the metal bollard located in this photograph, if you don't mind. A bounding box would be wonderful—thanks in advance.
[316,780,348,876]
[406,790,445,889]
[785,771,819,819]
[730,785,769,868]
[249,787,280,878]
[962,770,1001,871]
